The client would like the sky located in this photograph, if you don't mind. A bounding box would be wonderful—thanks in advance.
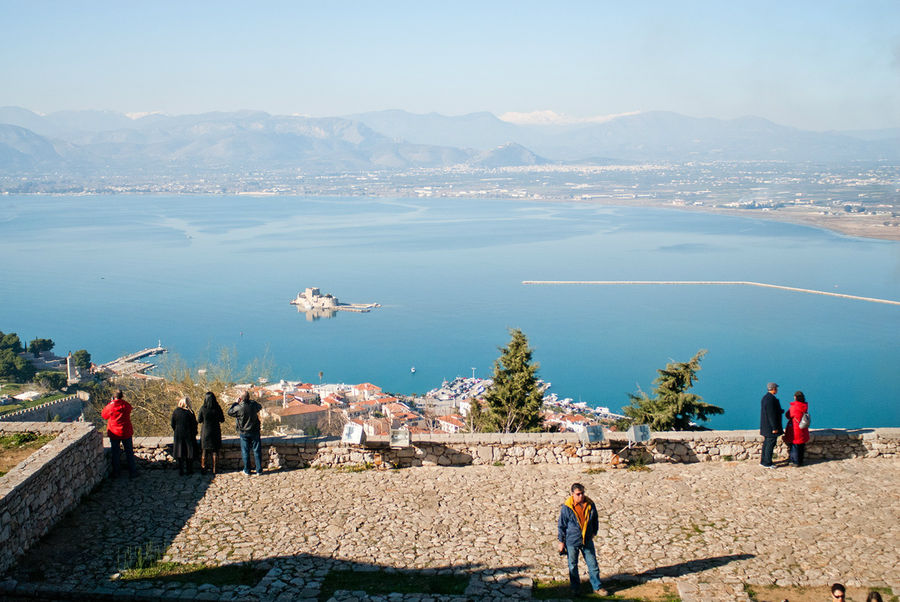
[1,1,899,131]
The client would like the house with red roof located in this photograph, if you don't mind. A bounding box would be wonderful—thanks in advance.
[266,402,329,431]
[437,414,467,433]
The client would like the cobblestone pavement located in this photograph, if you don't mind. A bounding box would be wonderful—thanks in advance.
[3,458,898,601]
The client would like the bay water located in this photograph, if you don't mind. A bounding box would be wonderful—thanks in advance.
[1,194,897,429]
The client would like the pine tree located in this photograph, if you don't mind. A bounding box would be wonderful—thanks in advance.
[481,329,544,433]
[623,349,723,431]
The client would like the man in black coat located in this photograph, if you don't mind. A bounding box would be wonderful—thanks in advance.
[759,382,783,468]
[228,391,264,475]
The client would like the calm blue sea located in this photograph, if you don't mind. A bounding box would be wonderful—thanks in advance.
[1,194,898,429]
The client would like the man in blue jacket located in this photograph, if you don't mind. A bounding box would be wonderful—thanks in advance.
[557,482,607,595]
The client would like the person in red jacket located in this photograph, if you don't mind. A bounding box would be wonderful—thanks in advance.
[101,389,137,478]
[784,390,810,466]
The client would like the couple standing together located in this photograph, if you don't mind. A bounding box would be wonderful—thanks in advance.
[760,382,810,468]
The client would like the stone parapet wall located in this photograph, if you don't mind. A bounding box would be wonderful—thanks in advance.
[0,395,84,422]
[128,427,900,471]
[0,421,105,574]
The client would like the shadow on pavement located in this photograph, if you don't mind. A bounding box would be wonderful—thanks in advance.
[601,553,756,592]
[5,467,213,585]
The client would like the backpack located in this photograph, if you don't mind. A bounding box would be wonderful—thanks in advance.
[798,412,810,430]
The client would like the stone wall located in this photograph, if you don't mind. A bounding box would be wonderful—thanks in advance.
[0,421,105,574]
[0,395,84,423]
[129,427,900,471]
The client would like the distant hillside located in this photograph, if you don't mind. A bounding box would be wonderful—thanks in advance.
[0,109,473,174]
[1,106,898,178]
[468,142,549,168]
[352,109,900,162]
[345,109,523,150]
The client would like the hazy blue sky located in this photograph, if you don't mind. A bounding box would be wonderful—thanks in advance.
[2,1,898,130]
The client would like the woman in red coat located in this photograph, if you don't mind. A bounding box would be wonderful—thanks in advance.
[100,389,137,478]
[784,390,810,466]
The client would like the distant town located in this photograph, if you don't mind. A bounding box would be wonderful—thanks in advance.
[5,161,897,240]
[233,376,625,438]
[1,339,624,435]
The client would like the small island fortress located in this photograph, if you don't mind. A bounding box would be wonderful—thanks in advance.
[290,287,380,317]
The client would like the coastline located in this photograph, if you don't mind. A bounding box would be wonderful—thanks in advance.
[553,196,900,242]
[7,190,899,242]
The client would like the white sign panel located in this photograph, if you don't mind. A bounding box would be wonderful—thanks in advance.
[341,422,365,445]
[627,424,651,443]
[389,428,411,448]
[579,424,606,444]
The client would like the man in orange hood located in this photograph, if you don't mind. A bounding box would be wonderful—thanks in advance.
[557,482,606,595]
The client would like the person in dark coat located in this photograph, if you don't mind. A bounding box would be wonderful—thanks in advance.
[227,391,264,475]
[759,382,783,468]
[171,396,198,475]
[197,391,225,474]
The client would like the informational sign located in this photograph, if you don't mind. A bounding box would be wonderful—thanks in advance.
[390,428,411,448]
[579,424,606,444]
[627,424,651,444]
[341,422,365,445]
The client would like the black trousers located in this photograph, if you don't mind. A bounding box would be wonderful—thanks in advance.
[761,435,778,466]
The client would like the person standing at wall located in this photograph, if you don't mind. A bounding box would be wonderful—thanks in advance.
[759,382,783,468]
[227,391,264,475]
[197,391,225,475]
[784,390,810,466]
[171,396,198,475]
[100,389,137,478]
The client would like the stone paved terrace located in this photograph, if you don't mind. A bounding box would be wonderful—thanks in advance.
[2,457,898,601]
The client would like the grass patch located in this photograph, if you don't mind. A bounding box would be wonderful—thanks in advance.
[626,463,652,472]
[492,461,505,466]
[0,432,54,448]
[584,467,607,474]
[121,561,265,586]
[0,392,70,416]
[319,569,468,599]
[117,542,264,586]
[721,455,734,461]
[0,432,56,476]
[337,462,375,472]
[534,578,680,601]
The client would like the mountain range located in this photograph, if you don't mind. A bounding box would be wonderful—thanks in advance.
[1,106,898,176]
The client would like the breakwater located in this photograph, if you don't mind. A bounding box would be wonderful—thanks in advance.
[522,280,900,306]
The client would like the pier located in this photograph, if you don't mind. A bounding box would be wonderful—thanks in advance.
[99,345,167,375]
[522,280,900,306]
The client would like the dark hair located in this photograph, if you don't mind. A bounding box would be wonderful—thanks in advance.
[202,391,220,411]
[239,391,250,403]
[832,583,846,594]
[114,389,124,400]
[867,592,883,602]
[794,391,805,403]
[570,483,585,493]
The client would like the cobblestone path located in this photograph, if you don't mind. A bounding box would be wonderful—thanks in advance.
[3,457,898,601]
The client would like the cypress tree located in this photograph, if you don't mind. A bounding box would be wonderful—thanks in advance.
[481,329,544,433]
[624,349,723,431]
